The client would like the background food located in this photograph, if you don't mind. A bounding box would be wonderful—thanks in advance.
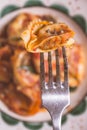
[0,13,85,116]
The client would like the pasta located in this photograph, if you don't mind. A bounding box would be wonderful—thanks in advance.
[21,19,75,52]
[0,13,85,116]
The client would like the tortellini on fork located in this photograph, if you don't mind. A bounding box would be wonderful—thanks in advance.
[21,19,75,52]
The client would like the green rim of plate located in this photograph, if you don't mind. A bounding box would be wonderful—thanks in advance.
[1,112,19,125]
[72,15,87,33]
[70,99,87,115]
[24,0,44,7]
[0,5,20,17]
[23,122,43,130]
[50,4,69,15]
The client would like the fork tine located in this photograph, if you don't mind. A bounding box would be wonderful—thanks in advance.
[48,52,53,87]
[55,49,61,87]
[40,53,45,88]
[62,47,68,87]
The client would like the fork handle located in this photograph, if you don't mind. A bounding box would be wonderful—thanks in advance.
[52,112,62,130]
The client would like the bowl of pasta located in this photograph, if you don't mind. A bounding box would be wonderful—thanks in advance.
[0,7,87,122]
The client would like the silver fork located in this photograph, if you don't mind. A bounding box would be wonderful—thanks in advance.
[40,47,70,130]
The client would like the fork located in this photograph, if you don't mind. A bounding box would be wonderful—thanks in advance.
[40,46,70,130]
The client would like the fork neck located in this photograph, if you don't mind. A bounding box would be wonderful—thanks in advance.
[52,113,62,130]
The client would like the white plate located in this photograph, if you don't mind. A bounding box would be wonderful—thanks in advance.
[0,7,87,122]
